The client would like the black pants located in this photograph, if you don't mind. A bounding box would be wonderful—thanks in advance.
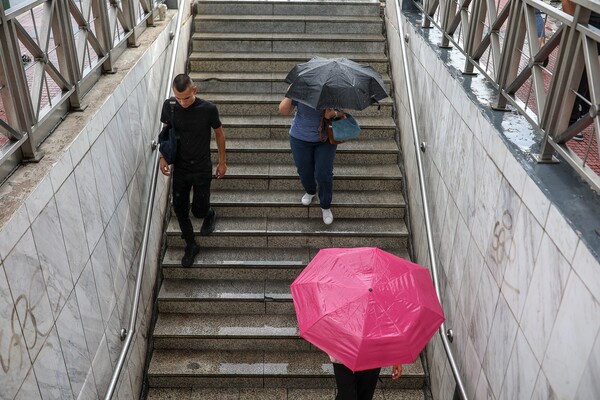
[172,169,212,245]
[333,363,381,400]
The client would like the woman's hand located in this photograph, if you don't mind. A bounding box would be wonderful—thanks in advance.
[324,109,337,119]
[392,364,403,380]
[325,109,345,120]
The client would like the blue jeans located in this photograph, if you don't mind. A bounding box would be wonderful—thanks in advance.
[290,136,337,209]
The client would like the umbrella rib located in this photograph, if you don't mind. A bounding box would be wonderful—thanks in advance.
[298,284,369,335]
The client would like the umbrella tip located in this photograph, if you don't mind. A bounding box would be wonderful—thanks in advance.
[369,288,373,292]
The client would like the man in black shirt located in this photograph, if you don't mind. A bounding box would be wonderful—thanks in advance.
[160,74,227,267]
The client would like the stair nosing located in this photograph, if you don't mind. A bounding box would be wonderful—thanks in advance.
[191,32,385,41]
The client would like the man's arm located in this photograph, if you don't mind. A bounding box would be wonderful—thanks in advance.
[214,125,227,179]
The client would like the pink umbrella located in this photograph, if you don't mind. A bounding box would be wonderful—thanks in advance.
[290,247,445,372]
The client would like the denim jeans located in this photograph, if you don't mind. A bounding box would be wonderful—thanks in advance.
[172,169,212,245]
[289,136,337,209]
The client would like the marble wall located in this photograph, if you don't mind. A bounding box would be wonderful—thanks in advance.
[385,1,600,399]
[0,7,191,400]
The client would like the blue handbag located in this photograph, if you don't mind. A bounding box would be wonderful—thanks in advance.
[331,114,361,141]
[159,99,178,164]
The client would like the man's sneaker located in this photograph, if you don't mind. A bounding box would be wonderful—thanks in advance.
[200,208,216,236]
[573,133,584,141]
[301,193,316,206]
[321,208,333,225]
[181,243,200,267]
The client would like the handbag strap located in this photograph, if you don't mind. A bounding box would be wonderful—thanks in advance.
[318,111,328,143]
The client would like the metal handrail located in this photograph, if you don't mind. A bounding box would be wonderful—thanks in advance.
[103,1,185,398]
[391,1,469,399]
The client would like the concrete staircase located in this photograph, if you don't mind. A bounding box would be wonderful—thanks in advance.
[146,1,426,398]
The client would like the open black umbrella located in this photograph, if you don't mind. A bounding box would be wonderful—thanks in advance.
[284,56,388,111]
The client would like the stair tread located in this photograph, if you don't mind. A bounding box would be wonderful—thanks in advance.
[148,349,425,377]
[147,387,426,400]
[194,0,381,4]
[162,247,311,266]
[166,217,408,236]
[208,189,405,206]
[155,313,298,336]
[195,14,382,22]
[211,138,398,153]
[219,115,396,128]
[203,92,393,104]
[190,51,389,61]
[191,71,390,82]
[158,279,291,301]
[192,32,384,41]
[161,247,410,266]
[217,163,402,178]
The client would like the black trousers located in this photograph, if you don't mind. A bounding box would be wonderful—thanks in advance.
[172,169,212,245]
[333,363,381,400]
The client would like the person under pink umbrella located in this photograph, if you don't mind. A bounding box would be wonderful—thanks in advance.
[329,353,403,400]
[290,247,445,399]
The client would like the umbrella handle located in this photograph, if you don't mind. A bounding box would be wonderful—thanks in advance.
[371,97,381,110]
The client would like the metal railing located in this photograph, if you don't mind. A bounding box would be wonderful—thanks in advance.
[103,1,184,398]
[392,1,469,399]
[0,0,159,185]
[414,0,600,191]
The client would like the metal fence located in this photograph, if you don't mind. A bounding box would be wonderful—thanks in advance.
[415,0,600,191]
[0,0,159,184]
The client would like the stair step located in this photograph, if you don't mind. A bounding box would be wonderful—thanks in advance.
[148,349,425,389]
[194,15,383,34]
[157,279,293,314]
[190,51,389,73]
[191,33,386,54]
[193,0,382,17]
[154,313,303,350]
[202,93,393,117]
[212,164,402,191]
[211,138,398,164]
[191,71,390,94]
[217,115,396,140]
[166,217,409,248]
[147,387,426,400]
[200,189,405,219]
[161,247,411,280]
[213,138,397,152]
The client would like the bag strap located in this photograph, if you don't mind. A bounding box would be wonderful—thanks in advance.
[168,98,179,140]
[318,111,328,143]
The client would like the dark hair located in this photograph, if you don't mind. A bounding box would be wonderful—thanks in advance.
[172,74,194,92]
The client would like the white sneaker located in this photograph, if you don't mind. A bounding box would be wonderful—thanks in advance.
[301,193,315,206]
[321,208,333,225]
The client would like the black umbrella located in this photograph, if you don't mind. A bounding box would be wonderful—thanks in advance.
[284,56,388,111]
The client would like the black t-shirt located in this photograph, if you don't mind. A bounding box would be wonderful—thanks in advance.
[160,97,221,174]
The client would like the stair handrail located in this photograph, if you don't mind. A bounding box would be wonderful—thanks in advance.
[391,1,468,399]
[103,1,185,398]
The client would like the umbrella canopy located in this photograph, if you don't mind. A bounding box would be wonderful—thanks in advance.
[290,247,444,372]
[284,56,388,111]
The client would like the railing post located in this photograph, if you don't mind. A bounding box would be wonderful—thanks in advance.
[0,7,38,159]
[494,0,526,110]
